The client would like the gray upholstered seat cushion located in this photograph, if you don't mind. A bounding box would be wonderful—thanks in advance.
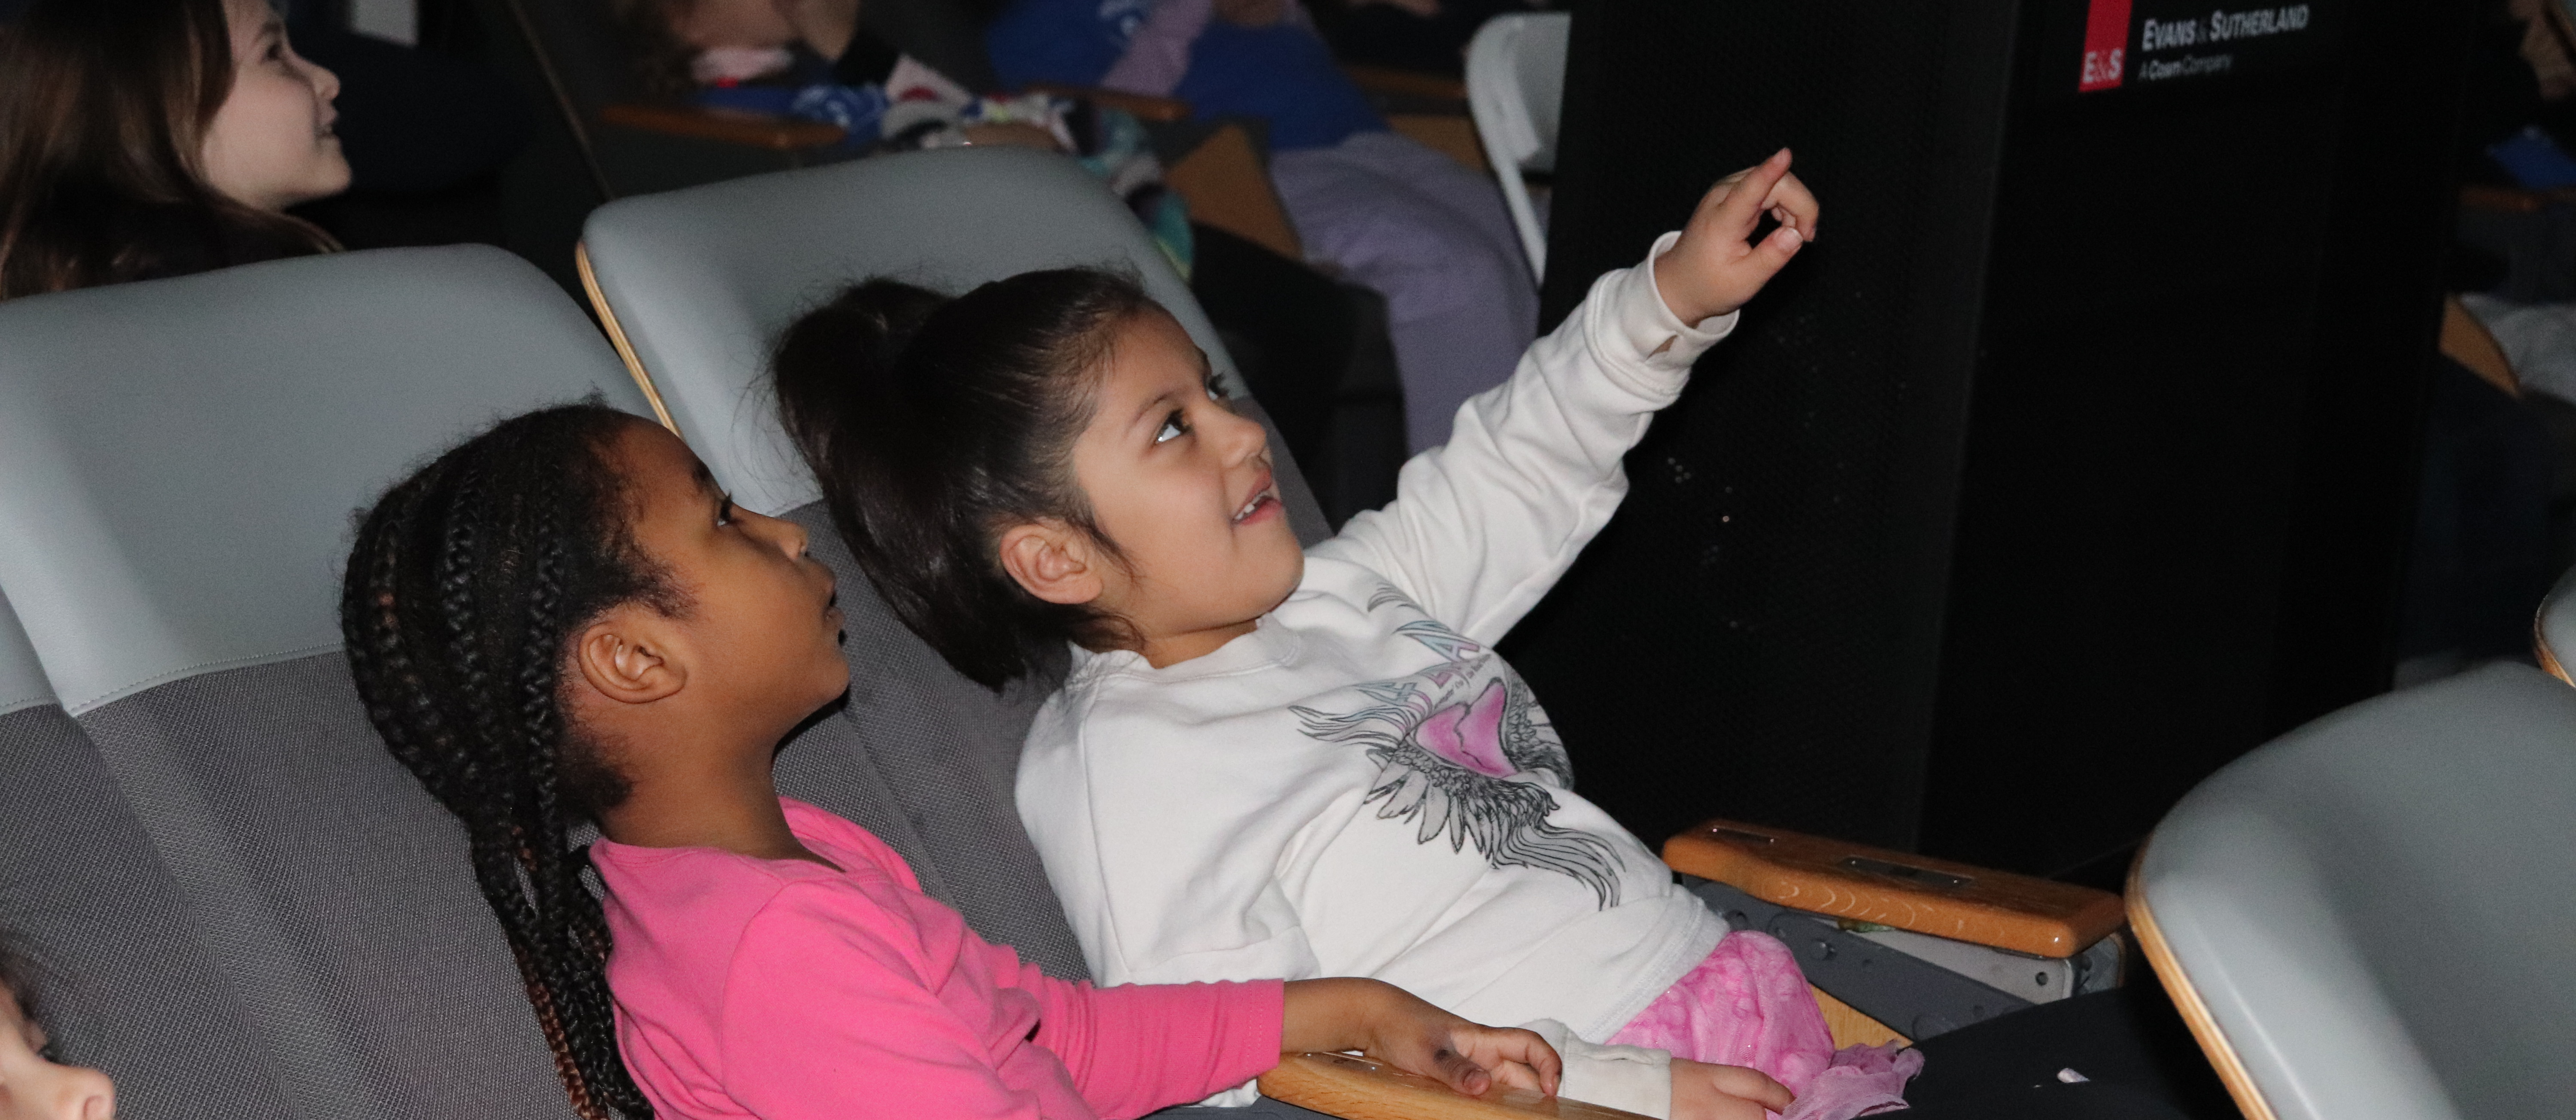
[2136,661,2576,1120]
[73,655,580,1120]
[0,589,296,1120]
[0,702,299,1120]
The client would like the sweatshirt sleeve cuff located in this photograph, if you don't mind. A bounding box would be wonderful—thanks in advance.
[1217,979,1287,1083]
[1600,230,1737,376]
[1522,1019,1676,1119]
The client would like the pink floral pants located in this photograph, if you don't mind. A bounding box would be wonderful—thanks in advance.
[1607,931,1923,1119]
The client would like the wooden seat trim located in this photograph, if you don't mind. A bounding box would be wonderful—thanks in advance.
[2126,852,2280,1120]
[1662,818,2125,957]
[599,103,848,151]
[574,242,680,436]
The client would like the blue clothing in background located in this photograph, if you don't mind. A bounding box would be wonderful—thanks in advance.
[985,0,1146,91]
[984,0,1382,152]
[1175,21,1381,152]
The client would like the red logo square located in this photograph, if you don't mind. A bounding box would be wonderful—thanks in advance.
[2079,0,2132,91]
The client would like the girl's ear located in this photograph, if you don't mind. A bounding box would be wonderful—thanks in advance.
[997,520,1106,606]
[571,607,687,706]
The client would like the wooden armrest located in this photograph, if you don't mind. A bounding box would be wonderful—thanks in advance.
[1663,818,2124,958]
[1165,122,1304,261]
[598,103,846,150]
[1261,1053,1651,1120]
[1343,64,1469,106]
[1021,82,1193,123]
[2441,294,2518,397]
[2457,183,2576,212]
[2462,184,2549,213]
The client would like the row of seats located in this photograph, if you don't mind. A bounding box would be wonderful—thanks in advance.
[0,146,1349,1120]
[4,141,2571,1120]
[0,142,2038,1119]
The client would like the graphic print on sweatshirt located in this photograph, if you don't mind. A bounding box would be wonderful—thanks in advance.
[1292,590,1624,907]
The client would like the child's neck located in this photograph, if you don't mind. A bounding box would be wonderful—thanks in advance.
[599,752,838,870]
[1138,617,1261,668]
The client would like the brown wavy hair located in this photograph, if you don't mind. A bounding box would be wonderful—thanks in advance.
[0,0,337,301]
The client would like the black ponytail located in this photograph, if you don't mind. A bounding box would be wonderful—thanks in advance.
[340,403,673,1120]
[772,269,1153,688]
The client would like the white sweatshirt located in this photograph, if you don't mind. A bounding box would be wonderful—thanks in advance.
[1017,234,1735,1106]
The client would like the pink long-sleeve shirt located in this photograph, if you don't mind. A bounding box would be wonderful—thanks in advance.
[594,797,1285,1120]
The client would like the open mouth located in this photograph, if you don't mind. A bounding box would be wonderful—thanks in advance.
[1231,469,1279,524]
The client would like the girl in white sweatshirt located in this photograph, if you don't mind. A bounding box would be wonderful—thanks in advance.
[775,151,1913,1120]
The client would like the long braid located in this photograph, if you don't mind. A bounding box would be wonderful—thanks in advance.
[342,405,666,1119]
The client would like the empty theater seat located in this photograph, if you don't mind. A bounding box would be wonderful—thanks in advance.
[2130,662,2576,1120]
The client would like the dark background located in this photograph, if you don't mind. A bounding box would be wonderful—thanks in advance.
[1501,0,2478,883]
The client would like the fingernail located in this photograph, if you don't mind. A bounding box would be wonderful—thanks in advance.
[1779,227,1803,246]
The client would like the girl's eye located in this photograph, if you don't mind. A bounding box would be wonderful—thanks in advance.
[1154,411,1189,445]
[717,496,738,527]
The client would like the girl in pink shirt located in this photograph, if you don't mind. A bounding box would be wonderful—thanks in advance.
[340,404,1572,1120]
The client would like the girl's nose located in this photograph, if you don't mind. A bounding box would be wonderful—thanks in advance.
[1214,400,1269,464]
[304,52,340,102]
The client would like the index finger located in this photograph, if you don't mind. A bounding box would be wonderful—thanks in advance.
[1705,148,1795,234]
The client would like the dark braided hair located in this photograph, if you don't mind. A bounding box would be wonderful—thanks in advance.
[340,403,679,1120]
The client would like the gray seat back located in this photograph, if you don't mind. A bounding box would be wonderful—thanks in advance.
[0,247,659,1120]
[0,593,295,1120]
[580,145,1332,533]
[2132,662,2576,1120]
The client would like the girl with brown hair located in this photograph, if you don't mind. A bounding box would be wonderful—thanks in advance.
[0,0,349,300]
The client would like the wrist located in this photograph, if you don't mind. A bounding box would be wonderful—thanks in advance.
[1282,977,1388,1054]
[1649,249,1725,326]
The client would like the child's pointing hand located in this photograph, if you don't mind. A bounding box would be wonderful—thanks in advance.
[1653,148,1820,325]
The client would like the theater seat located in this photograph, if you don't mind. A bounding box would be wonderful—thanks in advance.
[577,144,1333,536]
[0,591,298,1119]
[2129,662,2576,1120]
[0,237,1280,1117]
[0,247,661,1120]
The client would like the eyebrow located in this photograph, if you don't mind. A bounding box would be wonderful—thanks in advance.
[1130,390,1178,431]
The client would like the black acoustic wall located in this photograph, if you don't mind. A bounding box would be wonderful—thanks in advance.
[1501,0,2475,877]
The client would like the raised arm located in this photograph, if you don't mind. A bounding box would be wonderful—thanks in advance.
[1313,152,1817,642]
